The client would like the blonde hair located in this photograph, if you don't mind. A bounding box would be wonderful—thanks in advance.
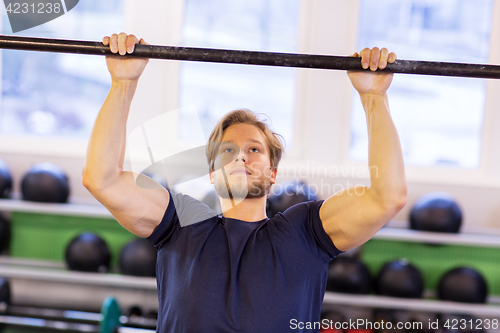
[206,109,285,172]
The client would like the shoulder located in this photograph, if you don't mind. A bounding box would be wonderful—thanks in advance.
[279,200,325,221]
[272,200,342,258]
[268,200,324,236]
[147,191,219,246]
[169,191,220,227]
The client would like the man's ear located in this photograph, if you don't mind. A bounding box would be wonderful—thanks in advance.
[270,168,278,184]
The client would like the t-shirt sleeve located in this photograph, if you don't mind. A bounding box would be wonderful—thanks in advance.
[147,190,217,248]
[280,200,343,259]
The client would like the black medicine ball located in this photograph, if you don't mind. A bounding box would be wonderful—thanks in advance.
[326,256,372,294]
[21,163,70,203]
[127,305,143,318]
[320,310,346,327]
[0,159,12,199]
[373,310,398,329]
[119,238,157,277]
[65,232,111,273]
[438,267,488,304]
[376,259,423,298]
[410,192,462,233]
[267,180,317,217]
[0,215,11,253]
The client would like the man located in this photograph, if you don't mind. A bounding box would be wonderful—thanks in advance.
[82,33,406,332]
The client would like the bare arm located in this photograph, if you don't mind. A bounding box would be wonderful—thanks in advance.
[82,33,169,238]
[319,47,407,252]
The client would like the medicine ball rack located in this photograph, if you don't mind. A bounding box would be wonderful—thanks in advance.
[0,257,156,290]
[0,278,156,333]
[374,223,500,248]
[323,292,500,317]
[2,257,500,319]
[0,198,112,219]
[3,198,500,247]
[0,256,159,323]
[0,198,158,314]
[2,199,500,319]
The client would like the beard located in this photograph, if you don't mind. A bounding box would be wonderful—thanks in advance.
[214,171,272,200]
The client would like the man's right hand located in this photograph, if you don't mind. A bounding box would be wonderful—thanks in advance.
[102,33,149,82]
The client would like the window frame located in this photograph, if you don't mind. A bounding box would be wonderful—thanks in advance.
[0,0,185,161]
[279,0,500,190]
[2,0,500,190]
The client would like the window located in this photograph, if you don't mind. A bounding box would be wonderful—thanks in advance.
[350,0,494,169]
[0,1,125,137]
[178,0,300,148]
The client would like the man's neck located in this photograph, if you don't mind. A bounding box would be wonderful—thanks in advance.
[220,196,268,222]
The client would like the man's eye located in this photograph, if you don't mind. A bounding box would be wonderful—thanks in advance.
[250,148,259,153]
[224,148,233,153]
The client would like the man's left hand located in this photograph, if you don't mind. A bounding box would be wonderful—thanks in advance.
[347,47,397,96]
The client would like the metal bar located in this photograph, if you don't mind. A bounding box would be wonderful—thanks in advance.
[6,305,102,322]
[0,314,100,332]
[0,266,157,289]
[374,227,500,248]
[6,305,157,329]
[0,35,499,79]
[323,292,500,317]
[0,314,156,332]
[118,328,155,333]
[0,198,113,218]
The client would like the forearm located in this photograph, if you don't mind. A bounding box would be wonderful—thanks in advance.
[361,93,407,208]
[83,80,138,188]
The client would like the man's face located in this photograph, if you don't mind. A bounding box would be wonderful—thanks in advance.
[210,123,277,200]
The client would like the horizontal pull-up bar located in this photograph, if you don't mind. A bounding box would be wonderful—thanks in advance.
[0,35,498,79]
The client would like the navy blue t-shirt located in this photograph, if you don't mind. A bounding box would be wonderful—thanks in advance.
[147,191,342,333]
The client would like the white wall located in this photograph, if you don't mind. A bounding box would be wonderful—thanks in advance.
[2,0,500,230]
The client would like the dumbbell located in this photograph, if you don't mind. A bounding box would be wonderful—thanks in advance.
[0,278,155,333]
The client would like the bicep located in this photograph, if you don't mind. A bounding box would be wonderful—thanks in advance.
[89,171,170,238]
[319,186,393,252]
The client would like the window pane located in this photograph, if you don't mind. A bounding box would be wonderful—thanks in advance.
[179,0,300,148]
[0,1,125,137]
[350,0,493,169]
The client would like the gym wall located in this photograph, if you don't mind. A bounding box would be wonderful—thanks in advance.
[1,0,500,230]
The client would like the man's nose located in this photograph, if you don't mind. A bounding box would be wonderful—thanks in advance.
[234,151,246,163]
